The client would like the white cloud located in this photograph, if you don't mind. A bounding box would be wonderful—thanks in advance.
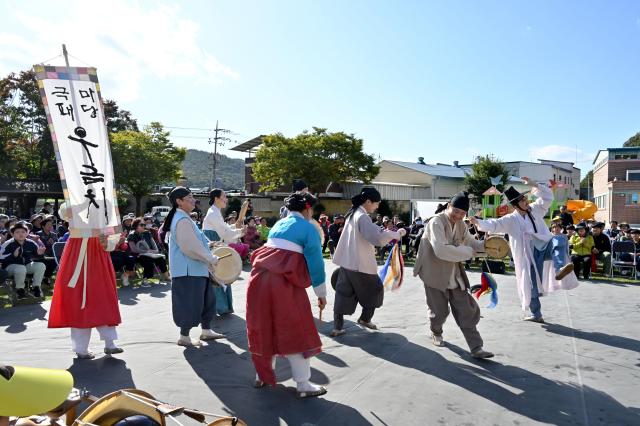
[0,0,238,102]
[529,144,595,164]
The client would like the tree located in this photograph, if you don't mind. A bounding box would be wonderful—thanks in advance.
[252,127,379,193]
[464,155,510,199]
[580,169,593,199]
[111,122,186,215]
[103,99,139,133]
[0,70,57,179]
[0,69,139,180]
[623,132,640,147]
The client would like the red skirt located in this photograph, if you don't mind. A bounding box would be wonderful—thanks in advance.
[246,246,322,385]
[48,237,121,329]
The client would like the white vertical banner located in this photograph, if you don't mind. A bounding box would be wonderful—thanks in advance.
[35,65,120,236]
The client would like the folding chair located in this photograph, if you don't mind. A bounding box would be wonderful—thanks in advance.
[52,241,66,266]
[610,241,636,278]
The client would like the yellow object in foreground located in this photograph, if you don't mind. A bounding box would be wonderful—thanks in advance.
[566,199,597,224]
[0,366,73,416]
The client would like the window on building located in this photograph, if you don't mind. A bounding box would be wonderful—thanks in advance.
[615,154,639,160]
[626,192,640,205]
[627,170,640,181]
[553,174,556,181]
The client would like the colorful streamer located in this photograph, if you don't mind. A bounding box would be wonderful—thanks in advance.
[378,242,404,291]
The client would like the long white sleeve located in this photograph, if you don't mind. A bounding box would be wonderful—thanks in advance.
[202,205,243,242]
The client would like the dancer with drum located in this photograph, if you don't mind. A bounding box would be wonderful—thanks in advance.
[203,188,246,314]
[469,178,576,323]
[162,187,225,346]
[413,192,494,358]
[246,192,327,398]
[331,187,406,337]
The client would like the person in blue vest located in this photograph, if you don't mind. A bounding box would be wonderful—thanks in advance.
[202,188,245,314]
[162,187,225,347]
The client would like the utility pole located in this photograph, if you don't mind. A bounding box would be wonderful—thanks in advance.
[208,120,231,189]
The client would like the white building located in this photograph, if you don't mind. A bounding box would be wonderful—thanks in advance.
[499,160,581,202]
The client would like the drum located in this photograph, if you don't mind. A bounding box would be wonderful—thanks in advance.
[484,235,509,259]
[211,246,242,285]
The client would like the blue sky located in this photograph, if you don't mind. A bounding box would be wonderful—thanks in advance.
[1,0,639,176]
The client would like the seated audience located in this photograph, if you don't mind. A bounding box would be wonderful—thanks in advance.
[591,222,611,274]
[570,223,595,280]
[127,218,170,287]
[0,222,47,298]
[36,217,59,285]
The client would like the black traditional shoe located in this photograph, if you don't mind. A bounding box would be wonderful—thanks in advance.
[32,286,42,298]
[471,348,494,359]
[104,347,124,355]
[357,319,378,330]
[16,288,27,299]
[523,315,545,323]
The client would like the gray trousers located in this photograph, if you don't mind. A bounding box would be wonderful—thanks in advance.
[172,276,217,336]
[424,285,483,352]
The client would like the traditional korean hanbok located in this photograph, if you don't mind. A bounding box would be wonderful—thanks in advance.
[246,212,326,390]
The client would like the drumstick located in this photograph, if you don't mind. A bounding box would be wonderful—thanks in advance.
[319,304,324,321]
[217,252,233,260]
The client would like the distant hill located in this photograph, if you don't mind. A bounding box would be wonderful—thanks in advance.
[181,149,244,190]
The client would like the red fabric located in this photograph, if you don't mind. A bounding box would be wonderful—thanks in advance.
[246,246,322,386]
[48,237,121,328]
[591,253,597,273]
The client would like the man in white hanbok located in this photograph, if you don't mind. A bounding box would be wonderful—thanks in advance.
[469,178,578,323]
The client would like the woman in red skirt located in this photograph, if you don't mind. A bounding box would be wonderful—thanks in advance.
[48,205,122,359]
[247,192,327,398]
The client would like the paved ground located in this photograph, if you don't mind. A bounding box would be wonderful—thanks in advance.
[1,262,639,426]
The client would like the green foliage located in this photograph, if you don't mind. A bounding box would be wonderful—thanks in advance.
[181,149,244,189]
[0,70,57,179]
[0,69,140,181]
[622,132,640,147]
[103,99,139,133]
[580,169,593,197]
[464,155,510,199]
[252,127,379,192]
[111,122,185,214]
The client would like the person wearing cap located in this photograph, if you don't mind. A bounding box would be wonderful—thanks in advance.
[247,192,328,398]
[605,220,620,240]
[413,192,494,359]
[559,205,573,228]
[30,214,44,234]
[48,203,123,359]
[203,188,246,315]
[279,179,309,219]
[162,187,225,346]
[318,214,330,253]
[591,222,611,274]
[569,223,595,280]
[121,213,135,233]
[331,187,406,337]
[469,178,577,323]
[616,222,631,241]
[0,222,46,299]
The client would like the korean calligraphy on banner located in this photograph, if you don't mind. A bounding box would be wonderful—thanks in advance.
[33,65,121,237]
